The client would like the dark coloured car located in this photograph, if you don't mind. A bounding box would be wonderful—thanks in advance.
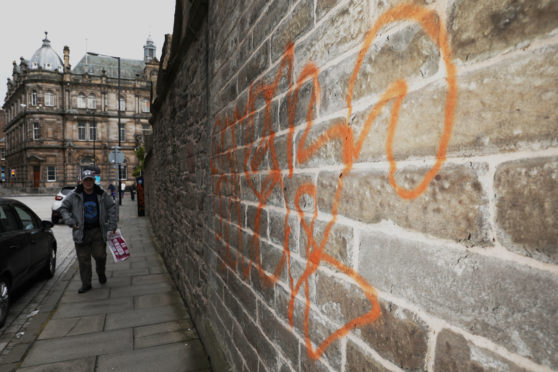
[0,198,57,328]
[51,186,76,224]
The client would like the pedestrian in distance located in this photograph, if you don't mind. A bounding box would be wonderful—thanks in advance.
[108,183,116,200]
[120,182,126,200]
[60,169,117,293]
[130,184,135,201]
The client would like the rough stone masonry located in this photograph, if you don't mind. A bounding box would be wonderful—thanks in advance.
[144,0,558,371]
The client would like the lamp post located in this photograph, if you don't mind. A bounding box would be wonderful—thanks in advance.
[88,52,122,205]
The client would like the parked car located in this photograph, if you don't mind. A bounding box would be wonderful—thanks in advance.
[0,198,57,327]
[51,186,75,224]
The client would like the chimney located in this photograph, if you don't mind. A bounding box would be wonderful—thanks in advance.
[63,46,70,70]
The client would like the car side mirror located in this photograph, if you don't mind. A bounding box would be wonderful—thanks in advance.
[41,220,54,229]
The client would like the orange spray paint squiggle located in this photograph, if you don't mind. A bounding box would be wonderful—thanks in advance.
[211,4,457,361]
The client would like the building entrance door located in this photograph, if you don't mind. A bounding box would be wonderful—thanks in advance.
[33,166,40,188]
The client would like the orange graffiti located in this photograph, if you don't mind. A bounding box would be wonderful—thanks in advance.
[210,4,457,361]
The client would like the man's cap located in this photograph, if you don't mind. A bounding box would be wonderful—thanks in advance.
[81,169,96,180]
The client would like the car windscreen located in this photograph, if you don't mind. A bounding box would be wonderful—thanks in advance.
[61,187,74,195]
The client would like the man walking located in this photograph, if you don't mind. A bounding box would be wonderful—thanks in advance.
[60,169,117,293]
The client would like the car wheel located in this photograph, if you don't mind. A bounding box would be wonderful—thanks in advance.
[51,212,59,224]
[43,248,56,279]
[0,278,9,328]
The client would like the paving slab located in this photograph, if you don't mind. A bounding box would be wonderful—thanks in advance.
[105,305,187,330]
[134,320,198,349]
[109,282,172,298]
[17,356,96,372]
[96,341,211,372]
[60,287,110,303]
[21,329,132,367]
[38,314,105,339]
[132,274,169,285]
[52,297,133,319]
[134,292,182,309]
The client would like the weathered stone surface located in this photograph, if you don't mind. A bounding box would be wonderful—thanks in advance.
[434,329,526,372]
[246,204,268,238]
[346,340,392,372]
[318,164,490,245]
[279,79,318,131]
[359,231,558,368]
[258,301,301,368]
[494,157,558,264]
[269,209,300,255]
[253,0,290,50]
[294,0,371,76]
[300,217,354,268]
[238,42,270,94]
[315,270,372,326]
[449,0,558,62]
[268,173,316,212]
[320,23,440,117]
[270,0,314,62]
[360,301,428,370]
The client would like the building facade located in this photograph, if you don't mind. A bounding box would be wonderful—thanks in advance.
[0,110,6,183]
[2,33,158,192]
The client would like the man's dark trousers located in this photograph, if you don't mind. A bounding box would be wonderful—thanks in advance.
[75,227,106,286]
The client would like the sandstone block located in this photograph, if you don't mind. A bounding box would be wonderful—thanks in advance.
[294,0,371,76]
[448,0,558,62]
[360,301,428,370]
[494,157,558,264]
[346,339,392,372]
[318,164,490,245]
[434,329,525,372]
[359,232,558,368]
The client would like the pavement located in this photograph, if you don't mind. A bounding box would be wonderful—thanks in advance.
[0,195,213,372]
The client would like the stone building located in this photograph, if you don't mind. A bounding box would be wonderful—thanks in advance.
[145,0,558,371]
[2,32,158,192]
[0,110,6,182]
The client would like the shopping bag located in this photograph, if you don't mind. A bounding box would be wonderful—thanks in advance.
[107,229,130,262]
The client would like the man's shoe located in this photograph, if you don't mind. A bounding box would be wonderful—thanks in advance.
[99,273,107,284]
[78,285,92,294]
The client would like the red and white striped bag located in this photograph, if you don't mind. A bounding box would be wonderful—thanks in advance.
[107,229,130,262]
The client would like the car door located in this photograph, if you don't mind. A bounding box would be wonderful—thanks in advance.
[0,204,30,285]
[12,204,49,274]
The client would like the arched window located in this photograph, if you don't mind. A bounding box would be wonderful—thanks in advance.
[77,93,86,108]
[87,93,96,109]
[119,96,126,112]
[45,91,55,107]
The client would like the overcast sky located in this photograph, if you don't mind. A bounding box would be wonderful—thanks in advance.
[0,0,176,103]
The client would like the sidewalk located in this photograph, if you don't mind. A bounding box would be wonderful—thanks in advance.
[12,198,212,371]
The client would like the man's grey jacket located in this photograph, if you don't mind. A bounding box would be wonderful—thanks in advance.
[60,184,117,244]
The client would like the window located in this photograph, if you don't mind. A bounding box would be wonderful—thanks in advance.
[78,122,86,140]
[45,91,54,106]
[141,99,150,113]
[1,149,5,160]
[87,94,96,109]
[119,165,127,180]
[31,90,37,106]
[47,166,56,182]
[119,123,125,142]
[33,122,40,140]
[89,122,97,141]
[13,205,38,231]
[77,93,86,108]
[0,206,19,233]
[119,96,126,111]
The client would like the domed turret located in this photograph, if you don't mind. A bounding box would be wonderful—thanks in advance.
[29,32,64,72]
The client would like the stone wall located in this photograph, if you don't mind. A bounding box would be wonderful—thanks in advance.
[145,0,558,370]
